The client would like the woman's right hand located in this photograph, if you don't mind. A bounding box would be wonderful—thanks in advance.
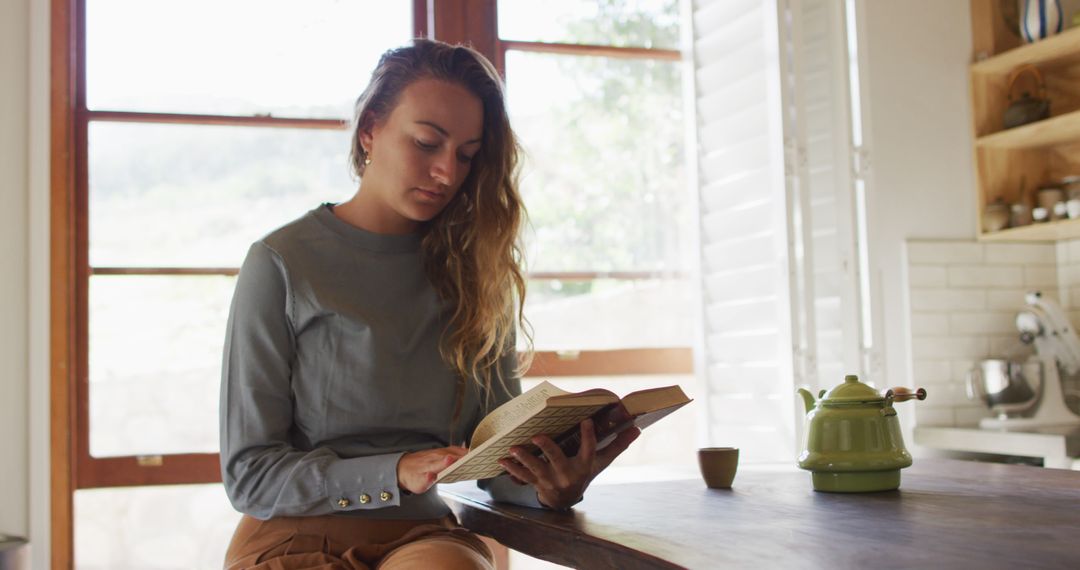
[397,446,468,494]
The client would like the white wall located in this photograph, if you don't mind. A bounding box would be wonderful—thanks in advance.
[0,0,31,540]
[28,0,51,563]
[858,1,978,407]
[2,0,49,566]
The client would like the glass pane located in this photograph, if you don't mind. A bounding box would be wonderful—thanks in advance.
[87,0,412,117]
[75,484,241,570]
[89,122,354,268]
[498,0,681,49]
[507,50,688,273]
[89,275,235,457]
[523,278,693,351]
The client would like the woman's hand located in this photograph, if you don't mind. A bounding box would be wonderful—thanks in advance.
[499,419,641,510]
[397,446,468,495]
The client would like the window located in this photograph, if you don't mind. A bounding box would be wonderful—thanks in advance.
[493,0,696,475]
[53,1,694,567]
[59,2,418,567]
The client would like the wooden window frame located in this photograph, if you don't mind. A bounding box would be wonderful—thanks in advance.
[50,0,689,567]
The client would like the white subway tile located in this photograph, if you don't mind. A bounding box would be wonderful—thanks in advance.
[984,243,1056,265]
[911,359,951,382]
[1061,265,1080,286]
[1024,265,1059,288]
[1066,238,1080,263]
[910,289,986,311]
[914,407,954,427]
[907,241,983,264]
[987,288,1043,309]
[951,359,976,380]
[954,406,992,427]
[947,265,1024,288]
[911,313,949,336]
[1069,309,1080,325]
[1060,288,1073,309]
[1065,287,1080,309]
[908,266,947,288]
[911,336,989,360]
[949,312,1015,335]
[918,380,974,408]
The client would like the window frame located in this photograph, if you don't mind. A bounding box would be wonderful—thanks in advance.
[50,0,691,567]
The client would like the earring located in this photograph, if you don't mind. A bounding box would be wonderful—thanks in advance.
[363,152,372,167]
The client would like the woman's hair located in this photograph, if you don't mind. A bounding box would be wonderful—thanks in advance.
[348,39,532,402]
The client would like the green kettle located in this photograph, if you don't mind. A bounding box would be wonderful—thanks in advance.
[797,375,926,493]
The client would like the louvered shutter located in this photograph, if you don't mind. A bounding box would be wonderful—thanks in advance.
[690,0,796,462]
[689,0,867,461]
[784,0,864,393]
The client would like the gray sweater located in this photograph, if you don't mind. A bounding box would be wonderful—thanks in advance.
[220,204,542,520]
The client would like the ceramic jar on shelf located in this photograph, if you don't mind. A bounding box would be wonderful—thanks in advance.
[983,198,1011,232]
[1020,0,1064,43]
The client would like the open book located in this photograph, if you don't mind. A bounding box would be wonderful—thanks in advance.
[435,380,692,484]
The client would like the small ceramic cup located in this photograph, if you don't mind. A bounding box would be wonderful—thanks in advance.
[1036,187,1064,214]
[1067,199,1080,219]
[698,447,739,489]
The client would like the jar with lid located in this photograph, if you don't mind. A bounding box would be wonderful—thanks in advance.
[1061,176,1080,219]
[1062,176,1080,200]
[1037,186,1066,221]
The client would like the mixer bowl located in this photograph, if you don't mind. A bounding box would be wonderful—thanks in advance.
[966,359,1042,417]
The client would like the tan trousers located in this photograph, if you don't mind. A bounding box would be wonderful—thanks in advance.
[223,513,494,570]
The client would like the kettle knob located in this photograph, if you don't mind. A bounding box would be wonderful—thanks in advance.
[884,387,927,402]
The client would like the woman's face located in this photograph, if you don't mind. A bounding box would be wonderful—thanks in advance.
[359,78,484,233]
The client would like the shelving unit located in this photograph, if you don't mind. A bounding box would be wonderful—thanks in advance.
[969,0,1080,242]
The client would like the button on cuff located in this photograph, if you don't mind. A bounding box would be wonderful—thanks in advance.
[324,452,407,511]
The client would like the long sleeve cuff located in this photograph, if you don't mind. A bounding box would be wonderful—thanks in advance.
[324,452,406,512]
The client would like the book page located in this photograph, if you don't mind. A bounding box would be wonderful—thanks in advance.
[438,401,608,483]
[621,385,691,415]
[469,381,567,448]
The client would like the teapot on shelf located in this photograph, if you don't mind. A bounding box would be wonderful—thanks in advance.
[1002,64,1050,130]
[797,375,926,493]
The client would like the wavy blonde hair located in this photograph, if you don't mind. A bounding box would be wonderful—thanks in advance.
[348,40,532,402]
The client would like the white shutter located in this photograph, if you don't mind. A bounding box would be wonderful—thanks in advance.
[781,0,864,393]
[690,0,796,462]
[689,0,868,462]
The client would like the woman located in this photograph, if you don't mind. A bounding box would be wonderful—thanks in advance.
[219,39,640,569]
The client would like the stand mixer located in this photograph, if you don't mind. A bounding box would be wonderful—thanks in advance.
[974,291,1080,429]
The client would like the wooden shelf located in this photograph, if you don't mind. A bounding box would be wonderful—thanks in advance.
[969,2,1080,242]
[979,217,1080,242]
[972,25,1080,76]
[976,108,1080,149]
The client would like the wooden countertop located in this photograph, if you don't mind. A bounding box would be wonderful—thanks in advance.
[441,459,1080,569]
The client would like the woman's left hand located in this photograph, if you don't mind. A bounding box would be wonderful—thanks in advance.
[498,418,641,510]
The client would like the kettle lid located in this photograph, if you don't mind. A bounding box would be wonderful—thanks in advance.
[820,374,883,404]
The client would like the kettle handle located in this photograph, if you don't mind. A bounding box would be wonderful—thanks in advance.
[884,387,927,402]
[1007,64,1047,101]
